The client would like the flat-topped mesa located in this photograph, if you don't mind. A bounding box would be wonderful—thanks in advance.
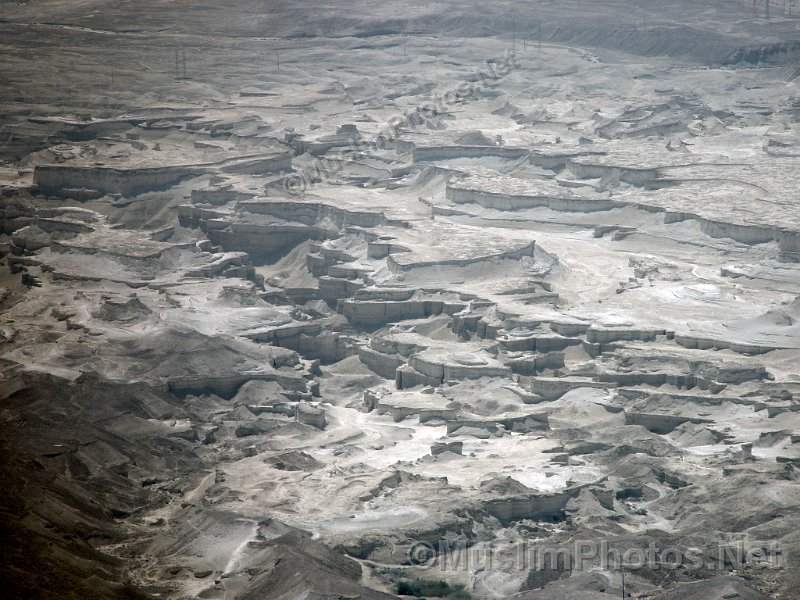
[454,144,800,264]
[360,327,512,388]
[30,122,292,197]
[617,387,756,407]
[309,234,407,296]
[33,153,291,198]
[396,349,511,389]
[180,195,402,262]
[585,325,667,345]
[412,144,529,162]
[446,168,620,212]
[528,148,607,171]
[297,123,363,156]
[610,163,800,261]
[366,238,411,260]
[498,327,583,353]
[531,376,613,401]
[358,345,406,380]
[382,220,536,273]
[563,142,699,187]
[566,157,660,187]
[394,131,529,163]
[387,240,536,271]
[505,351,566,375]
[184,252,253,279]
[192,213,337,262]
[10,209,99,253]
[583,326,669,355]
[451,303,504,339]
[245,317,350,363]
[482,486,584,525]
[364,388,459,423]
[239,199,390,229]
[624,411,714,435]
[447,410,550,436]
[673,333,792,356]
[309,245,379,304]
[12,326,312,399]
[356,328,450,382]
[593,344,770,389]
[296,402,327,429]
[307,240,360,277]
[339,290,468,330]
[21,207,183,261]
[190,188,257,206]
[34,164,199,197]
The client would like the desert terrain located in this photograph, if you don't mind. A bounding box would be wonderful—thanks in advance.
[1,0,800,598]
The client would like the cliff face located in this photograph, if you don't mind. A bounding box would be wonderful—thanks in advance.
[33,164,198,196]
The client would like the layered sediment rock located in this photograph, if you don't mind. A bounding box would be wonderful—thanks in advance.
[3,3,800,599]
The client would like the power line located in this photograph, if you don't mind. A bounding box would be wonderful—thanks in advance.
[175,48,187,80]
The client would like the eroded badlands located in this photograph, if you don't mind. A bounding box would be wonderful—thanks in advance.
[1,1,800,598]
